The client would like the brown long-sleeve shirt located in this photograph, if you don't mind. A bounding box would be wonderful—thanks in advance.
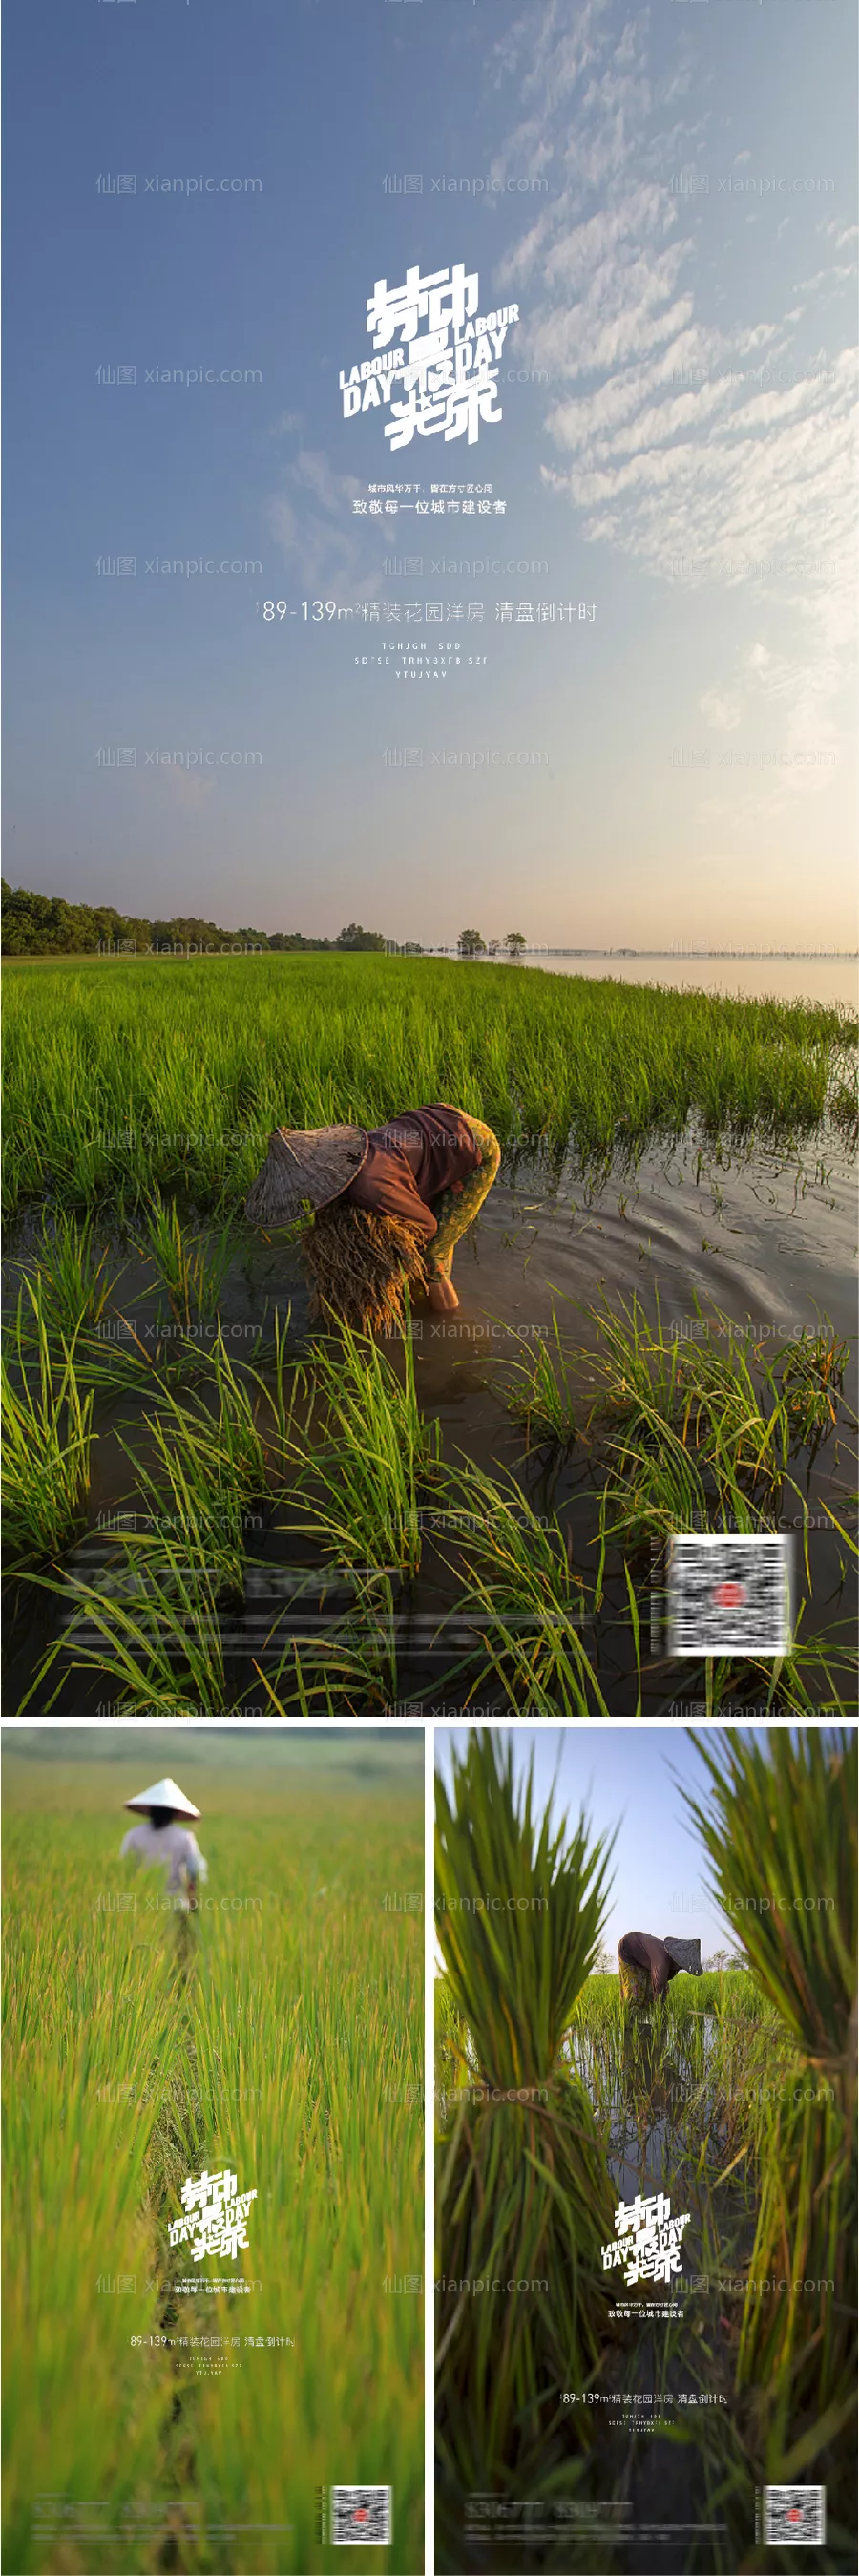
[618,1932,680,1999]
[338,1104,480,1243]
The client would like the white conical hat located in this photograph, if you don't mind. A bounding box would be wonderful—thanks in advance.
[124,1777,201,1819]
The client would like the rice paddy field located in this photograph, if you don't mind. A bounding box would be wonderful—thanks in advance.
[2,1728,424,2575]
[3,952,857,1716]
[435,1727,857,2575]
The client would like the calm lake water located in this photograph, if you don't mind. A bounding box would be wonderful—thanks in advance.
[462,955,859,1009]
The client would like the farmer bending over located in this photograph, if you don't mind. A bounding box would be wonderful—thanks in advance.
[618,1932,702,2007]
[120,1776,207,1913]
[246,1103,501,1332]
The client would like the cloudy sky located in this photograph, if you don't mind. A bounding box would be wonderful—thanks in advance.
[436,1724,766,1965]
[5,0,856,942]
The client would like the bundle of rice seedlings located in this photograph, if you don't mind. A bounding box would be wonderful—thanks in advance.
[300,1204,430,1334]
[435,1970,474,2124]
[681,1727,857,2518]
[435,1731,618,2544]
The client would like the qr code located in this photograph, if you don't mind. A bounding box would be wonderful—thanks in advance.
[763,2485,826,2545]
[331,2486,392,2545]
[667,1534,791,1657]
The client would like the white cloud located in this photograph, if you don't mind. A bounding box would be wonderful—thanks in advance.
[492,2,857,809]
[150,767,215,814]
[700,690,742,732]
[269,448,387,605]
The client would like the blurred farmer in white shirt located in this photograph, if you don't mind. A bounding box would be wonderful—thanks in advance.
[120,1776,208,1911]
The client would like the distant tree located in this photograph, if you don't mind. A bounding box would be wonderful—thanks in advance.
[504,931,527,959]
[457,928,487,958]
[336,922,386,951]
[268,931,331,951]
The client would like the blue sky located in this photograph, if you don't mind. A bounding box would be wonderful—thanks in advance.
[4,0,856,943]
[435,1725,751,1960]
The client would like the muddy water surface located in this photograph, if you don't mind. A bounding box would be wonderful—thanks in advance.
[5,1120,856,1715]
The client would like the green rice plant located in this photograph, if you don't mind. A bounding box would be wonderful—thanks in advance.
[1,1286,95,1566]
[27,1549,401,1720]
[678,1602,859,1719]
[127,1312,299,1505]
[136,1193,237,1334]
[19,1211,126,1344]
[283,1300,443,1578]
[24,1536,235,1716]
[583,1295,794,1531]
[500,1302,582,1450]
[434,1970,475,2122]
[829,1066,859,1145]
[14,1313,313,1715]
[20,1340,266,1711]
[250,1569,403,1716]
[2,1821,184,2573]
[680,1729,857,2509]
[140,1340,270,1518]
[4,953,855,1218]
[3,1749,424,2574]
[503,1294,853,1557]
[569,1970,788,2190]
[435,1459,630,1713]
[775,1321,854,1447]
[573,1968,767,2038]
[20,1306,409,1714]
[187,1780,424,2574]
[435,1732,618,2540]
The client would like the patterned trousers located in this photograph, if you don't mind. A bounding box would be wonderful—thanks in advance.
[618,1949,651,2009]
[425,1117,501,1279]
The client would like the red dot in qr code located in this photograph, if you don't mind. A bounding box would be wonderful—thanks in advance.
[713,1581,745,1607]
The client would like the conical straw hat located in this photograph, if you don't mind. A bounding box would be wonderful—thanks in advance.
[124,1777,201,1819]
[245,1124,368,1227]
[662,1936,702,1973]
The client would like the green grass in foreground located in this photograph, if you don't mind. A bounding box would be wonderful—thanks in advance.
[4,951,856,1216]
[6,1267,857,1714]
[2,1759,423,2575]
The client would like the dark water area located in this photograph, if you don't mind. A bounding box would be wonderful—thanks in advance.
[438,2017,762,2576]
[4,1120,857,1715]
[571,2013,751,2287]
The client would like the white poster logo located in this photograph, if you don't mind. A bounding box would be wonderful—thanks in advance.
[168,2165,258,2263]
[600,2190,691,2288]
[338,263,520,448]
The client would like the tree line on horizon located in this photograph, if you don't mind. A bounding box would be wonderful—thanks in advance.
[0,882,388,958]
[1,880,529,962]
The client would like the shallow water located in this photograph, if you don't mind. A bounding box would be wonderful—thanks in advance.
[4,1121,857,1716]
[440,952,859,1009]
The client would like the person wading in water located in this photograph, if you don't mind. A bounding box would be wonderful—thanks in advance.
[617,1932,702,2008]
[245,1103,501,1333]
[119,1776,207,1913]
